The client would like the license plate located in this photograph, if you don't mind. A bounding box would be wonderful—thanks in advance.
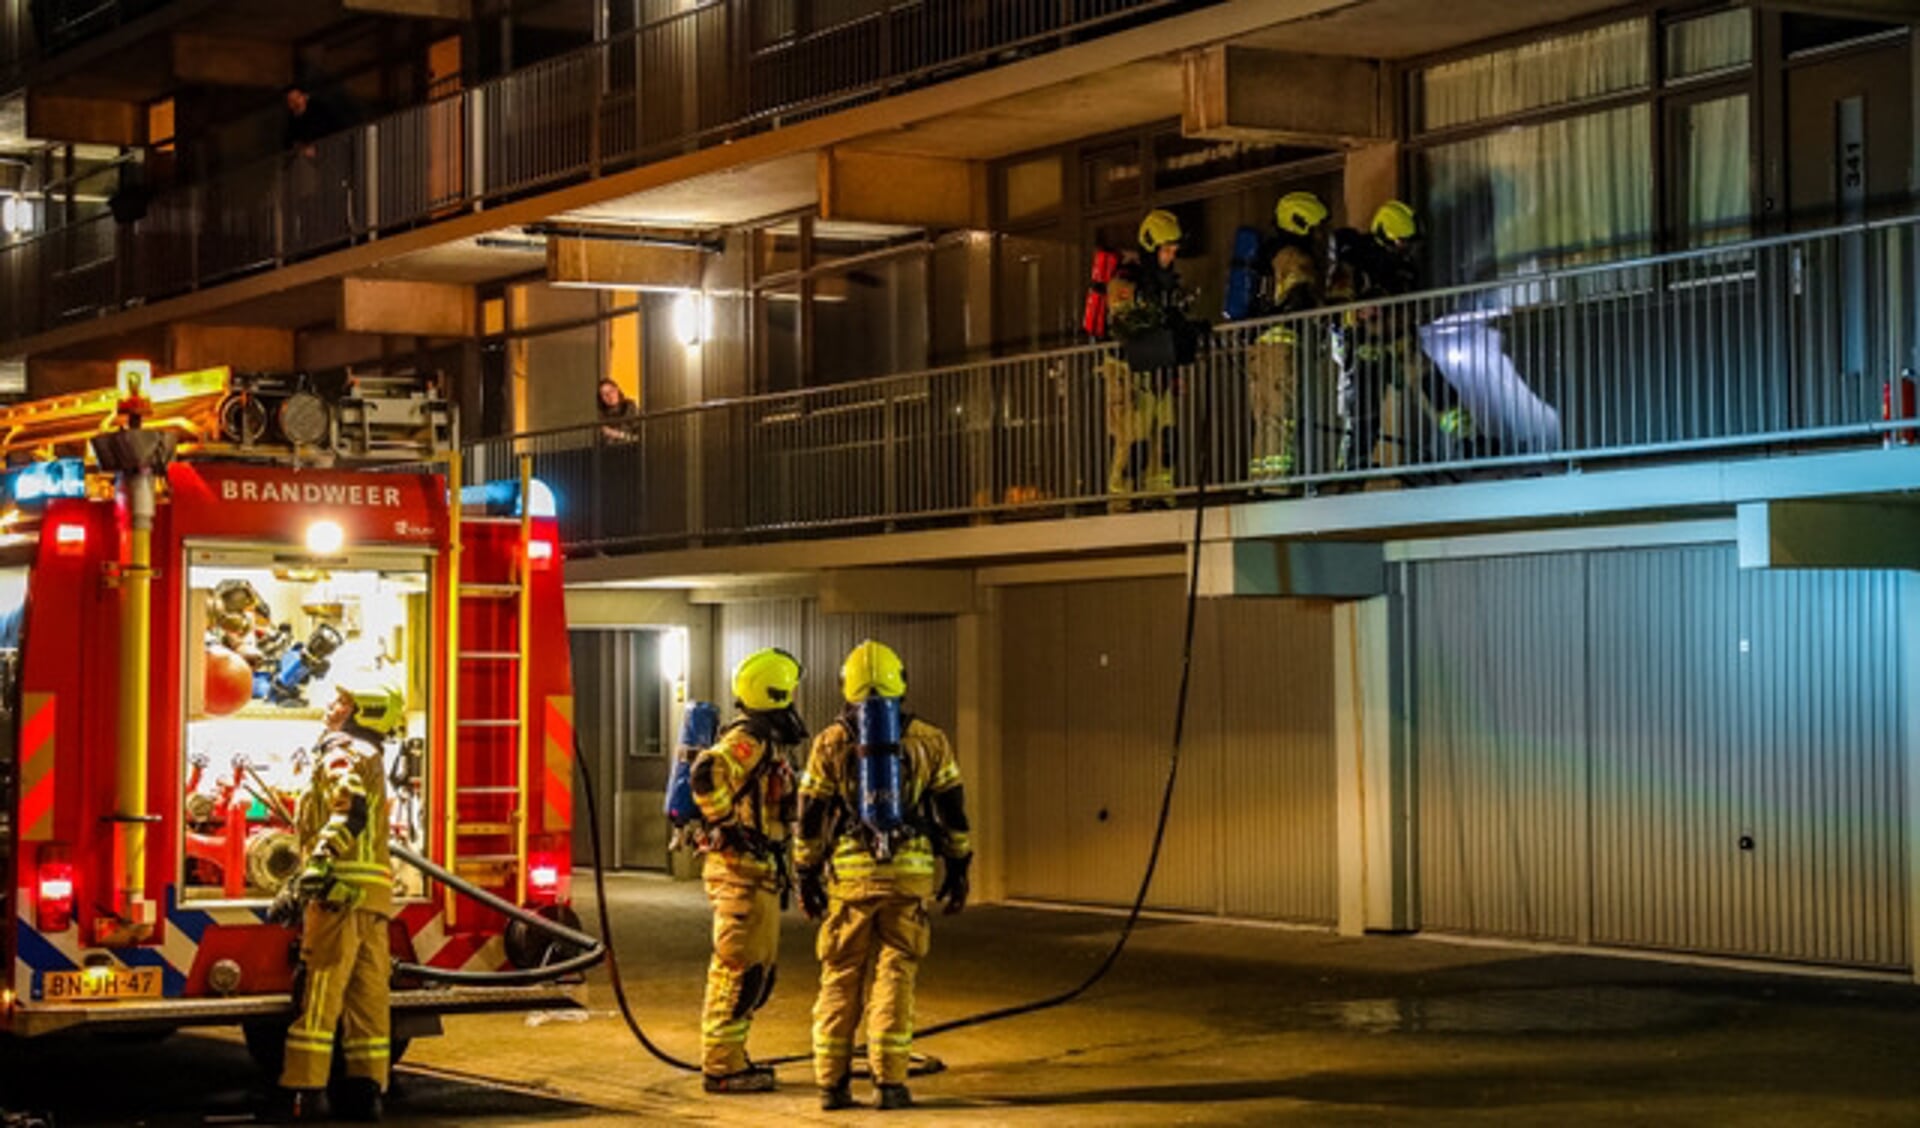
[40,967,163,1002]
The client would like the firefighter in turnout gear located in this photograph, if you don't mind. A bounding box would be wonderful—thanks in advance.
[796,641,973,1112]
[1246,191,1330,482]
[269,681,403,1122]
[692,648,806,1093]
[1101,209,1194,510]
[1328,200,1424,472]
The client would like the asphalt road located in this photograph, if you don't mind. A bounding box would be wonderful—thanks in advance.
[7,874,1920,1126]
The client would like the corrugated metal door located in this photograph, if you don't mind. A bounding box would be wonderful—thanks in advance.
[1408,545,1908,970]
[1586,547,1907,969]
[1001,578,1337,923]
[713,599,958,744]
[1409,555,1589,942]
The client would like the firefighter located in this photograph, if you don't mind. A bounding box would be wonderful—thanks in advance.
[691,648,807,1094]
[1102,209,1194,510]
[1246,191,1330,482]
[1328,200,1423,473]
[267,681,404,1122]
[795,640,972,1112]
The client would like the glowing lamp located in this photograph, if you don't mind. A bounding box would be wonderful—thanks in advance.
[305,520,346,556]
[37,855,75,932]
[115,359,153,406]
[52,522,87,556]
[527,849,566,903]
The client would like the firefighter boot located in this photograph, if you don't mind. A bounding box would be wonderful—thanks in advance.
[257,1087,323,1123]
[704,1064,778,1094]
[877,1083,914,1111]
[820,1077,856,1111]
[331,1078,384,1123]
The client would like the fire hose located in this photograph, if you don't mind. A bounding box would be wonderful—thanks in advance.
[387,841,606,987]
[571,331,1219,1075]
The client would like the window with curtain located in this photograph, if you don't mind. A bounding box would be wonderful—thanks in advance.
[1680,94,1751,245]
[1666,8,1754,82]
[1423,104,1653,282]
[1419,18,1650,131]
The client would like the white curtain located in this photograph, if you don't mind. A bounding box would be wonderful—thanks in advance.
[1666,8,1753,81]
[1421,18,1649,131]
[1425,105,1653,282]
[1683,95,1751,245]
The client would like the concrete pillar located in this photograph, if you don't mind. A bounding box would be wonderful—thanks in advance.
[171,33,293,88]
[26,93,142,147]
[1344,141,1402,229]
[956,586,1004,904]
[341,278,476,337]
[1334,596,1408,934]
[1183,45,1388,147]
[166,325,295,374]
[818,148,987,229]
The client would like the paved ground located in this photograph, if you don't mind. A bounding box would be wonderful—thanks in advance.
[6,873,1920,1125]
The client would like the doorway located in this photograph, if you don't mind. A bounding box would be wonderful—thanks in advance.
[569,627,672,871]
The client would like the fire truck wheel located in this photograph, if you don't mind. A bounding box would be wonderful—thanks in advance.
[242,1019,410,1080]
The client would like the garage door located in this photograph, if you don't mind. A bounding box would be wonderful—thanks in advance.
[1001,578,1337,924]
[1409,544,1909,969]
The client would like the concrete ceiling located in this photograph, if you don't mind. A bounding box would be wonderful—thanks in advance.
[1234,0,1633,59]
[553,151,821,229]
[845,58,1185,161]
[355,235,547,286]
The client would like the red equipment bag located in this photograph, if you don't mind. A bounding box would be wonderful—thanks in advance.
[1083,248,1120,340]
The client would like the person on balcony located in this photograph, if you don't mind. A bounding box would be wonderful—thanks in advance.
[1103,209,1198,511]
[1328,201,1424,473]
[284,82,364,241]
[691,649,806,1095]
[1243,191,1330,485]
[597,378,638,442]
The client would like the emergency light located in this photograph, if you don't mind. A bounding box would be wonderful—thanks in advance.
[527,850,565,903]
[52,521,87,555]
[4,459,87,506]
[36,853,75,932]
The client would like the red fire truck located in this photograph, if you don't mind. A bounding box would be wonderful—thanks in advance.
[0,363,583,1068]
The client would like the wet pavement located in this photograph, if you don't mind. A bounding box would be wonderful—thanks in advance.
[6,873,1920,1125]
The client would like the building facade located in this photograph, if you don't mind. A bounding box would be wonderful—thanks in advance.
[4,0,1919,979]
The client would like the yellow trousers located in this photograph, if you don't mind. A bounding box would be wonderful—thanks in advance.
[1247,330,1299,479]
[283,904,391,1091]
[701,876,781,1076]
[1102,358,1175,501]
[811,893,931,1088]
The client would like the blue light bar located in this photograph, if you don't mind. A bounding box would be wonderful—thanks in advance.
[459,478,558,518]
[5,459,87,506]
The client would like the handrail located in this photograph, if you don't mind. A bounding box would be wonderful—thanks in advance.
[0,0,1214,346]
[467,215,1920,554]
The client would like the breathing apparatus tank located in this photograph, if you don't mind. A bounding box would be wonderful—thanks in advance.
[854,696,910,862]
[665,702,720,850]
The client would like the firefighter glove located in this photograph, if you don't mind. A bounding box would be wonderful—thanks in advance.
[937,855,971,916]
[797,865,829,921]
[267,885,303,928]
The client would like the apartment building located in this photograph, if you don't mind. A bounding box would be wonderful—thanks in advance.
[3,0,1919,980]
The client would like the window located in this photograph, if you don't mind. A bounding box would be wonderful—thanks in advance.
[1002,155,1063,225]
[1678,94,1751,245]
[1084,143,1142,207]
[1424,104,1653,281]
[1419,18,1649,131]
[1666,9,1753,82]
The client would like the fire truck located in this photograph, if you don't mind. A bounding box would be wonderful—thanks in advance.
[0,362,584,1069]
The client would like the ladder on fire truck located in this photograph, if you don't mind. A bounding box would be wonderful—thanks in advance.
[444,454,541,918]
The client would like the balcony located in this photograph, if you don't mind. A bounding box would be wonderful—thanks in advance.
[0,0,1220,348]
[468,217,1920,557]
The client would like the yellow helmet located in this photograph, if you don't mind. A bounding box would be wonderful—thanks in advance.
[1138,209,1183,252]
[842,640,906,703]
[1275,191,1329,237]
[338,679,406,736]
[732,647,803,712]
[1371,200,1417,243]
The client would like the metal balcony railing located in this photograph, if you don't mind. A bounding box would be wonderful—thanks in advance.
[0,0,1215,346]
[465,216,1920,555]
